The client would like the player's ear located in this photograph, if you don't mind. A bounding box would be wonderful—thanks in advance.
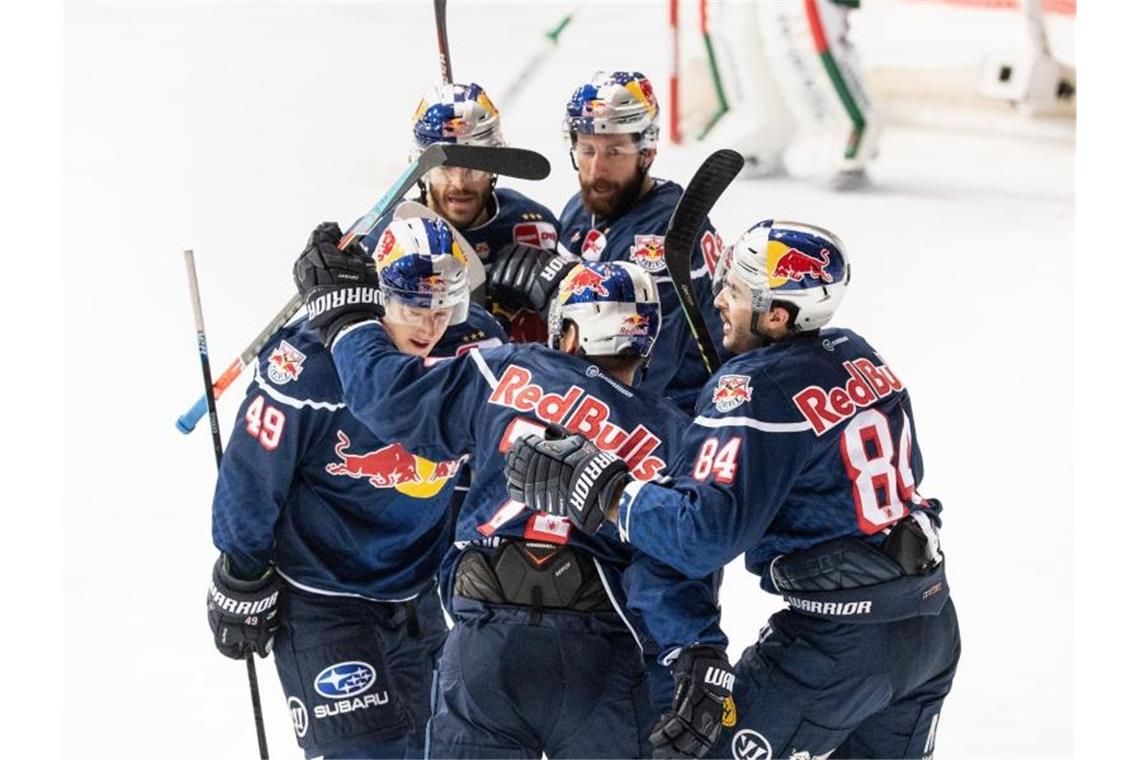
[639,147,656,170]
[561,321,580,355]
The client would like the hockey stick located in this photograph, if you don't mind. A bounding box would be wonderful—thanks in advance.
[176,143,551,433]
[663,148,744,375]
[183,250,270,760]
[433,0,453,84]
[498,3,583,111]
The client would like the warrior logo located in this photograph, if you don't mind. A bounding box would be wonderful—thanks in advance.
[712,374,753,413]
[267,340,306,385]
[287,696,309,738]
[732,729,772,760]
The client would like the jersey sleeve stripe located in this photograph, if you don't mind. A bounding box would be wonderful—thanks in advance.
[253,364,346,412]
[694,414,813,433]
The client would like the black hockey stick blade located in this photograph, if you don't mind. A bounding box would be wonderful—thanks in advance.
[664,148,744,376]
[440,143,551,181]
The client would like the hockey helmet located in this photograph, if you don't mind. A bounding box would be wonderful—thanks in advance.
[373,216,470,326]
[412,82,505,152]
[563,71,660,150]
[714,220,850,332]
[548,261,661,359]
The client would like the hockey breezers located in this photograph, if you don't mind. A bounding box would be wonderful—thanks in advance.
[176,143,551,433]
[663,148,744,375]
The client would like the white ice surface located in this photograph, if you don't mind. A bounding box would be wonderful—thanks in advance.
[64,3,1072,757]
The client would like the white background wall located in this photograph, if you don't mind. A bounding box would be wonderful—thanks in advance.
[51,1,1088,757]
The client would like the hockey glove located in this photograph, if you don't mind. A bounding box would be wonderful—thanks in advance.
[206,554,283,660]
[650,646,736,759]
[487,243,578,313]
[292,221,385,346]
[505,431,630,534]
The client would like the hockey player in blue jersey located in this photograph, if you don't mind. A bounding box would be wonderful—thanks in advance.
[206,216,506,759]
[355,81,563,343]
[507,220,961,759]
[293,228,732,758]
[484,71,726,412]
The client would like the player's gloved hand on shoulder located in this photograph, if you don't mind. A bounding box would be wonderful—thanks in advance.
[650,646,736,759]
[206,554,283,660]
[505,429,630,534]
[292,221,385,346]
[487,243,578,313]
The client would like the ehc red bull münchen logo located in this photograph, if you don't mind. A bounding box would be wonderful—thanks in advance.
[711,374,753,413]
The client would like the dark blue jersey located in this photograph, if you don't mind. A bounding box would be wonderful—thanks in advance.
[560,179,726,412]
[618,328,943,593]
[210,305,506,600]
[358,188,561,267]
[329,322,727,657]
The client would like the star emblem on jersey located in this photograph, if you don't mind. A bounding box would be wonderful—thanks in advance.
[629,234,666,272]
[267,340,306,385]
[732,729,772,760]
[712,374,753,412]
[313,661,376,699]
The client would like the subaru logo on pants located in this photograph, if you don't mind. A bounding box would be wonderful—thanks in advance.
[314,661,376,699]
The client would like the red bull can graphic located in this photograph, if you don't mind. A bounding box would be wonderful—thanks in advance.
[772,247,833,283]
[564,265,611,298]
[711,374,754,413]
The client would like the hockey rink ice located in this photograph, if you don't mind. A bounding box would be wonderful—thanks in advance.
[64,3,1073,757]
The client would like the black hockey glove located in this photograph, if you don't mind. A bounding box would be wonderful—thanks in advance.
[505,430,630,534]
[206,554,283,660]
[292,221,385,346]
[487,243,578,313]
[650,647,736,759]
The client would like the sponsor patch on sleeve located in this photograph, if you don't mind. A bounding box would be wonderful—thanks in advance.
[629,234,667,272]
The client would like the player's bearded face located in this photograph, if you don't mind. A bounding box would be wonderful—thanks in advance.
[425,166,494,228]
[574,134,651,217]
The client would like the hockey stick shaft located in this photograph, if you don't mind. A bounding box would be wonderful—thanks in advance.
[433,0,453,84]
[663,148,744,375]
[176,144,550,434]
[183,250,270,760]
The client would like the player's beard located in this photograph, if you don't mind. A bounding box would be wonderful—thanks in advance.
[579,165,647,218]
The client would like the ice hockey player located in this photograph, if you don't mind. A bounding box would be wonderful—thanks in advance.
[356,81,564,343]
[205,215,506,759]
[696,0,880,189]
[507,220,960,758]
[485,70,726,413]
[292,228,732,758]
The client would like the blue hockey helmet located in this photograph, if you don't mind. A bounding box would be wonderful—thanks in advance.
[412,82,505,152]
[548,261,661,359]
[714,220,850,332]
[373,216,470,326]
[563,71,660,150]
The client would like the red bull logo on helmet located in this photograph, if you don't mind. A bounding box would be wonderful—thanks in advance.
[562,265,611,300]
[711,374,753,413]
[769,244,833,286]
[620,313,651,336]
[325,431,463,498]
[630,234,666,273]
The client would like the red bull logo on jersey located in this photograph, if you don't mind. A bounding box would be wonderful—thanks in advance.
[325,431,463,497]
[711,374,753,413]
[489,365,667,481]
[770,245,833,286]
[267,340,306,385]
[630,234,666,273]
[792,358,905,435]
[562,265,611,299]
[513,221,558,250]
[581,229,607,261]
